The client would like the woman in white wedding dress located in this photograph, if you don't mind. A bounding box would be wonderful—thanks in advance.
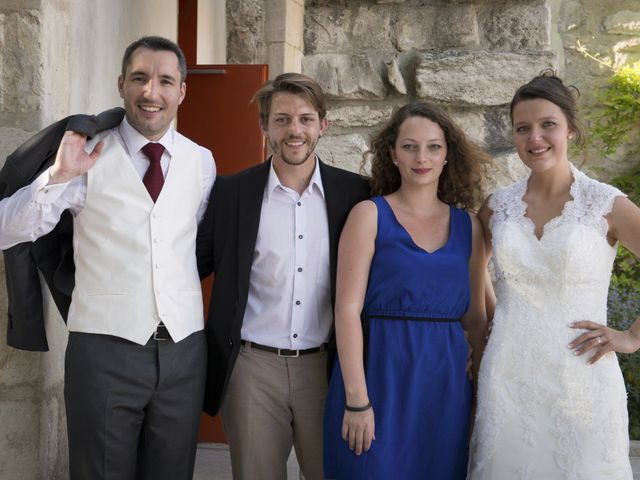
[468,71,640,480]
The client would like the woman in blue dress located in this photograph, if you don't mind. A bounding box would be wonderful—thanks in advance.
[323,102,491,479]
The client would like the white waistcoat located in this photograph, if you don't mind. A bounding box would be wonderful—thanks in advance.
[68,132,204,344]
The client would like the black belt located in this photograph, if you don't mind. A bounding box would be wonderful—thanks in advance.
[369,314,460,322]
[241,340,327,358]
[153,322,172,341]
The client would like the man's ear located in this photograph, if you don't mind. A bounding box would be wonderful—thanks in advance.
[117,75,125,99]
[178,82,186,105]
[319,117,329,136]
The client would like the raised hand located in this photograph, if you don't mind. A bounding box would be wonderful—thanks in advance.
[48,131,105,184]
[569,320,640,364]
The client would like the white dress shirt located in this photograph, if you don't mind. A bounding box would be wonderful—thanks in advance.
[241,159,332,350]
[0,117,215,250]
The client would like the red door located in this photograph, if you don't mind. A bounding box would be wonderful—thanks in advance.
[178,2,269,443]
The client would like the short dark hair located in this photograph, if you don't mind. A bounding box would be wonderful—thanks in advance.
[121,36,187,83]
[510,69,583,146]
[366,101,491,210]
[254,73,327,127]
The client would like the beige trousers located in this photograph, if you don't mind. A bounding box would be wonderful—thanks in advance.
[221,342,328,480]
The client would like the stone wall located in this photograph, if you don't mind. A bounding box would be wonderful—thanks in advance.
[0,3,47,480]
[556,0,640,179]
[0,1,177,478]
[302,0,558,192]
[227,0,305,77]
[302,0,640,191]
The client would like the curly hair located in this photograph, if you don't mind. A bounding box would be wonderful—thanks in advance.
[510,69,584,147]
[364,101,491,210]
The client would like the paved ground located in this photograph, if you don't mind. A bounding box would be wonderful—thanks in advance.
[194,442,640,479]
[193,443,299,480]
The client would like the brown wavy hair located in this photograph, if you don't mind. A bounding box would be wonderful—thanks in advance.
[364,101,491,210]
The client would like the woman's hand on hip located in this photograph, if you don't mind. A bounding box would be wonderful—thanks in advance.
[569,320,640,364]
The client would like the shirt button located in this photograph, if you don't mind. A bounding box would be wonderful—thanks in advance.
[298,234,303,239]
[297,202,302,206]
[297,267,303,272]
[293,333,298,339]
[295,300,301,305]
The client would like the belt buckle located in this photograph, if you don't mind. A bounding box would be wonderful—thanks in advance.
[277,348,299,358]
[153,324,169,341]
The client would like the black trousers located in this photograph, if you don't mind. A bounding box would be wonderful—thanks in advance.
[64,330,206,480]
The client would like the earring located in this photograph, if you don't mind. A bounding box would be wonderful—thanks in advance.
[444,160,448,164]
[393,162,398,166]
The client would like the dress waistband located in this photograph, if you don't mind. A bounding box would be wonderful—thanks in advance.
[366,314,461,322]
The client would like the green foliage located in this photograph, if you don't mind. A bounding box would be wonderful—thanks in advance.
[607,288,640,440]
[574,42,640,163]
[609,170,640,440]
[576,42,640,439]
[610,167,640,292]
[588,64,640,156]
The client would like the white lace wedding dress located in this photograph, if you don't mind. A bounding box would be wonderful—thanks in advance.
[468,165,633,480]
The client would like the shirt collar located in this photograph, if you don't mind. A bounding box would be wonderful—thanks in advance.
[265,156,325,202]
[118,116,175,157]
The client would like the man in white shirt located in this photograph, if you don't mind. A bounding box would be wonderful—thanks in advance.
[0,36,215,480]
[197,73,370,480]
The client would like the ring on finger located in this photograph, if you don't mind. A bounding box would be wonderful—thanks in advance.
[595,336,602,344]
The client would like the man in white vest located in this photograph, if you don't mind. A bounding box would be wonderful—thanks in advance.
[0,36,215,480]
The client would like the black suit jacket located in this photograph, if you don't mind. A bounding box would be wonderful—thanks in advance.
[196,159,370,416]
[0,108,125,351]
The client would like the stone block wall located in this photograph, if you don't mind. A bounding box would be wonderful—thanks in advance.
[0,3,46,480]
[0,1,178,478]
[556,0,640,179]
[228,0,306,77]
[302,0,558,191]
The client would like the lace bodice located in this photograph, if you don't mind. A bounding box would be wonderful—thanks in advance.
[487,164,624,315]
[489,164,622,239]
[469,165,631,480]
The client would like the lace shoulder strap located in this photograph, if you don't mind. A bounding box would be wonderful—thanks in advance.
[565,165,627,236]
[487,179,528,231]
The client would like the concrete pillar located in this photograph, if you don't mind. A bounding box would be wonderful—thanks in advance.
[265,0,304,77]
[0,1,178,477]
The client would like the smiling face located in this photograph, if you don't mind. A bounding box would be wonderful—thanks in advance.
[391,115,447,188]
[512,98,573,173]
[261,92,328,168]
[118,47,186,141]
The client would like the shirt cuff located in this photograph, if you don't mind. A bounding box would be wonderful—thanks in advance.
[31,168,71,204]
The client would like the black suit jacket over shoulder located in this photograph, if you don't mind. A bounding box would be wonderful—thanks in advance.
[196,159,370,416]
[0,107,125,351]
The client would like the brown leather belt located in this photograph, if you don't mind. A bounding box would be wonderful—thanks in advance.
[240,340,327,358]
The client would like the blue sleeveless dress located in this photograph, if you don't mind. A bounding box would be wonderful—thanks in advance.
[323,196,473,479]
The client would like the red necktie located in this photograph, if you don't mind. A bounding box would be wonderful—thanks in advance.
[141,143,165,202]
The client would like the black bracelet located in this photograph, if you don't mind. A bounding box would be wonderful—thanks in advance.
[345,401,372,412]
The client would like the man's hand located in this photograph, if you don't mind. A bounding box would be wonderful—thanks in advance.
[48,131,105,184]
